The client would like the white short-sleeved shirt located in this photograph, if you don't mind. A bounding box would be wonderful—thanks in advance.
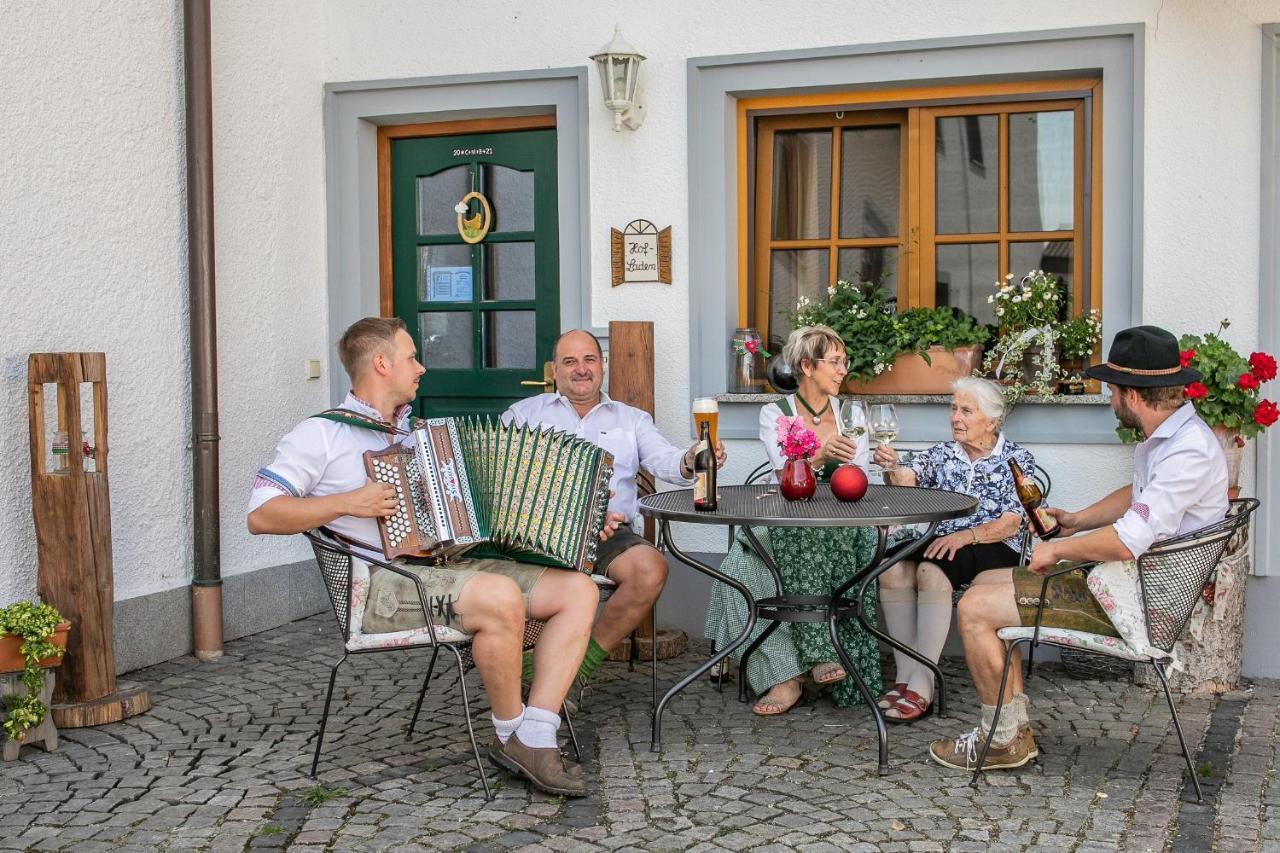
[1112,403,1229,558]
[502,392,691,522]
[248,392,412,549]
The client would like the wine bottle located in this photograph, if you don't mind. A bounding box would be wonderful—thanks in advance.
[1008,459,1060,540]
[693,422,717,511]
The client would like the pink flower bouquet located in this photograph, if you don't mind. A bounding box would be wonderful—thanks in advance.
[776,415,820,461]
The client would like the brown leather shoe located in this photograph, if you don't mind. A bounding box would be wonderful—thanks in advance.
[487,737,587,796]
[928,725,1038,772]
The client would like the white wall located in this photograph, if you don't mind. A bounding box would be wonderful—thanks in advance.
[2,1,1278,671]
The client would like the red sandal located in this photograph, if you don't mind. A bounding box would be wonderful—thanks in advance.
[876,682,908,710]
[884,688,933,724]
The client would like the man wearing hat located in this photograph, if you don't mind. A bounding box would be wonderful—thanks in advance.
[929,325,1228,772]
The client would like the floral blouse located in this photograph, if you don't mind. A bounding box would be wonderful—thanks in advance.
[908,434,1033,553]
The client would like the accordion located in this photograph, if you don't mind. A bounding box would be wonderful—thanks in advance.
[363,417,614,571]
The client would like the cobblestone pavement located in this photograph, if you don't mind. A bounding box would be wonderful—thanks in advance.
[3,613,1280,852]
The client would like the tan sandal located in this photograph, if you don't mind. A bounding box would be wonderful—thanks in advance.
[810,662,847,685]
[752,677,803,716]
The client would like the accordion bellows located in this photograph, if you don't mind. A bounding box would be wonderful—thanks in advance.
[364,417,614,571]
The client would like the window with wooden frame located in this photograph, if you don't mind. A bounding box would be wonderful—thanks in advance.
[743,79,1101,352]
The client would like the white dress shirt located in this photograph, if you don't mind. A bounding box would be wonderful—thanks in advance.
[249,392,412,551]
[757,395,871,479]
[502,392,691,522]
[1112,403,1229,558]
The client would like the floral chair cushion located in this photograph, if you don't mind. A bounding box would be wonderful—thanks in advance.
[995,625,1166,662]
[1083,560,1166,659]
[346,558,470,652]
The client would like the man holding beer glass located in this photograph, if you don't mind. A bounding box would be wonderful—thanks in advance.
[503,330,726,703]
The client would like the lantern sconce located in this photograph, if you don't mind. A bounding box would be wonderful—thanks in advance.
[590,25,646,132]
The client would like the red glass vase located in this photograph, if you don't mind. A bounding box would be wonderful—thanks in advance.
[779,458,816,501]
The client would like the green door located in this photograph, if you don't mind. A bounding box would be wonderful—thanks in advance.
[391,128,559,417]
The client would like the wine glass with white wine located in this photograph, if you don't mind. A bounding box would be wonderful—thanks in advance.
[869,403,900,472]
[839,400,868,448]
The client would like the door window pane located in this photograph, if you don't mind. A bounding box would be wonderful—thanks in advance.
[417,166,471,235]
[483,312,536,368]
[839,126,900,238]
[418,311,473,369]
[484,165,534,233]
[935,115,998,234]
[418,244,473,302]
[935,243,998,326]
[769,249,829,347]
[1009,241,1073,314]
[838,247,897,296]
[484,242,535,301]
[771,131,832,240]
[1009,111,1074,232]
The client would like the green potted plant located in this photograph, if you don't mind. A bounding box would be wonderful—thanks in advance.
[787,279,989,394]
[0,600,69,743]
[982,269,1066,401]
[1054,308,1103,394]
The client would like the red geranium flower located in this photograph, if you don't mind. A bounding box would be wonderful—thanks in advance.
[1180,349,1197,368]
[1254,400,1279,428]
[1250,351,1278,382]
[1184,382,1209,400]
[1239,372,1260,391]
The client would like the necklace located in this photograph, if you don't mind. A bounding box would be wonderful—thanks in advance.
[794,393,831,425]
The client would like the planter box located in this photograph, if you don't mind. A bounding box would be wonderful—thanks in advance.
[844,345,982,395]
[0,621,70,673]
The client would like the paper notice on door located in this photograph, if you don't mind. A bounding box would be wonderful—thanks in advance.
[427,266,473,302]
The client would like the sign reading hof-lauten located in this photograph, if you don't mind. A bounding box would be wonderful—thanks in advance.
[611,219,671,285]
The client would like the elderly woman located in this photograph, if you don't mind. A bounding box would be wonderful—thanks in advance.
[704,325,881,716]
[872,376,1033,723]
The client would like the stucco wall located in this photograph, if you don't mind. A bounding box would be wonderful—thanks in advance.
[3,0,1278,670]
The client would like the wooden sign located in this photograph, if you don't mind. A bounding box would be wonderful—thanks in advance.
[610,219,671,285]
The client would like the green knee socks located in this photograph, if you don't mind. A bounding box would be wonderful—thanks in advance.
[523,638,608,683]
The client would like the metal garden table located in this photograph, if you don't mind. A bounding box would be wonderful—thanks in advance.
[639,483,976,774]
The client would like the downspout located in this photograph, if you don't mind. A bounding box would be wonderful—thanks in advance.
[184,0,223,661]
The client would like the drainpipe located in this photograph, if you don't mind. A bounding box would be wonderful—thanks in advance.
[184,0,223,661]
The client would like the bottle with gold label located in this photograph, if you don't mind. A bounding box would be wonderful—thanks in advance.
[693,422,717,511]
[1008,459,1060,540]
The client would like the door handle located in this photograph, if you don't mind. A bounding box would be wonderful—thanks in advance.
[520,362,555,394]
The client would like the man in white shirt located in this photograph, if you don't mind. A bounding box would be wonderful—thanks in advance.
[503,329,726,695]
[248,317,599,797]
[930,325,1228,773]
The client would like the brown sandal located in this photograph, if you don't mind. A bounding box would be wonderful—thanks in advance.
[810,662,847,685]
[752,677,803,716]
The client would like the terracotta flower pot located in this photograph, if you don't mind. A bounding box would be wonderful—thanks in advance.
[779,459,816,501]
[0,621,70,674]
[843,345,983,395]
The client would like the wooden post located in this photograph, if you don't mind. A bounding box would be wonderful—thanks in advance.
[606,323,688,661]
[27,353,150,727]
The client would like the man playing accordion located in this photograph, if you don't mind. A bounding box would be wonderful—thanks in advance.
[247,317,598,797]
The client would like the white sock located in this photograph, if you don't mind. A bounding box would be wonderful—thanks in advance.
[904,590,953,704]
[980,698,1026,747]
[492,705,526,744]
[514,705,560,749]
[879,587,917,686]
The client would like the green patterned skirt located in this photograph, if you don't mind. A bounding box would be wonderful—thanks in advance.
[704,525,882,707]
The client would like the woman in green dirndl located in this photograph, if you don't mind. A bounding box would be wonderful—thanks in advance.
[704,325,881,714]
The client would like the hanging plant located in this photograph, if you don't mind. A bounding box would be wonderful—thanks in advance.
[0,601,66,741]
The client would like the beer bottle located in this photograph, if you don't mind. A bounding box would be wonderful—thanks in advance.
[1008,459,1060,540]
[693,422,717,511]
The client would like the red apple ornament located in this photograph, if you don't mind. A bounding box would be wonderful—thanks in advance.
[830,464,869,502]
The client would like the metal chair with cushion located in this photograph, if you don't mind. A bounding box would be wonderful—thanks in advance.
[969,498,1259,800]
[303,528,581,799]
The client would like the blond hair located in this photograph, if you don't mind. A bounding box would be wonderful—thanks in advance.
[337,317,407,380]
[782,324,846,375]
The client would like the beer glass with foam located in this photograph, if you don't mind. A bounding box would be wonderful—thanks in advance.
[692,397,719,449]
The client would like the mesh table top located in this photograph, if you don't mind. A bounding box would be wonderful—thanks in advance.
[638,484,976,528]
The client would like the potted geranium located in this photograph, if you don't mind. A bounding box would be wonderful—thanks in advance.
[787,279,989,394]
[0,600,69,745]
